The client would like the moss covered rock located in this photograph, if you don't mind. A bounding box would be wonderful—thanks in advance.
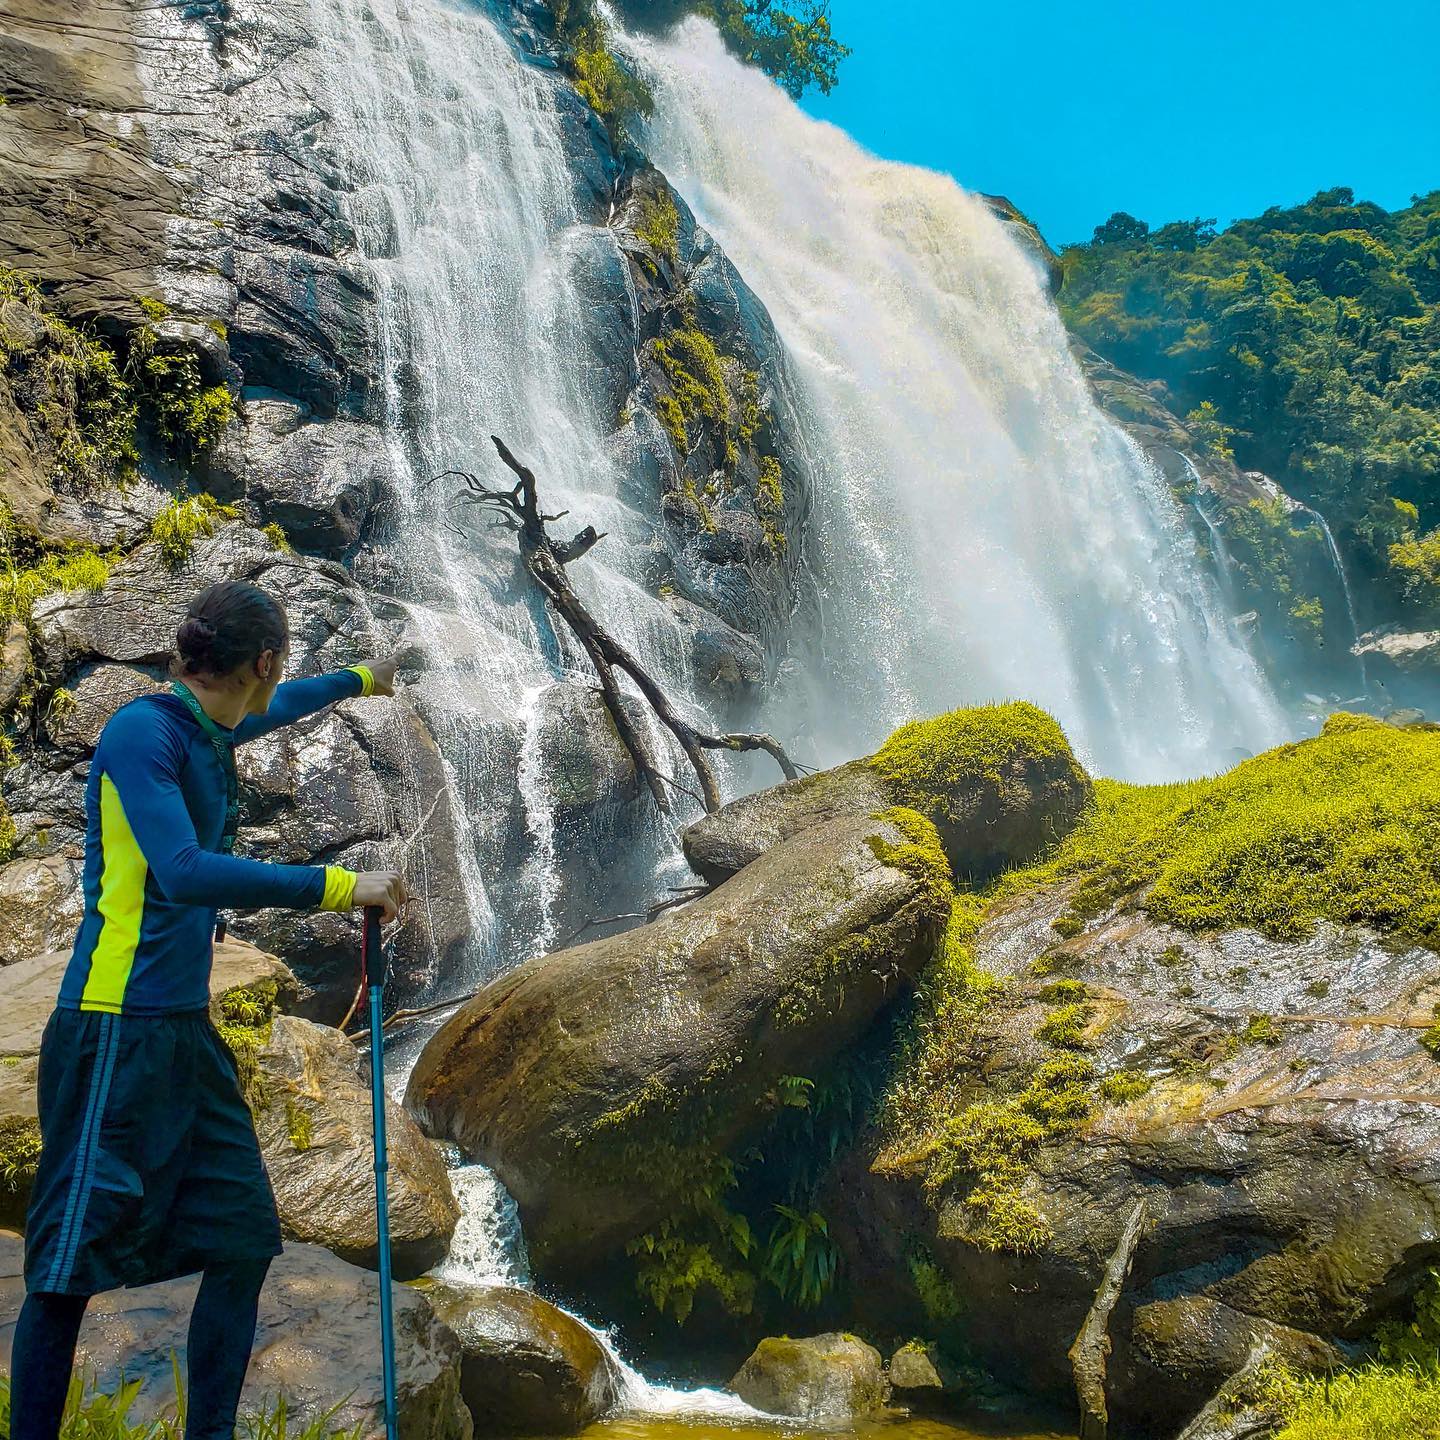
[252,1015,459,1279]
[406,810,951,1277]
[847,719,1440,1434]
[729,1333,890,1423]
[683,701,1090,885]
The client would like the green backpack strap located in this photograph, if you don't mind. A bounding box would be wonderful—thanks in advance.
[170,680,239,857]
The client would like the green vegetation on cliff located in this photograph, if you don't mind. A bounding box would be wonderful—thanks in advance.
[1060,189,1440,621]
[883,713,1440,1255]
[1030,716,1440,947]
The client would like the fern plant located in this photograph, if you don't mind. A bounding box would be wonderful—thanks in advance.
[762,1204,839,1309]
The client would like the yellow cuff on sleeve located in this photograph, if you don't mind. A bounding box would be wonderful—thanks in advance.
[320,865,358,912]
[346,665,375,698]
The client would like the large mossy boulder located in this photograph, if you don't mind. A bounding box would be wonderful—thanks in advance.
[406,809,952,1273]
[847,717,1440,1434]
[729,1333,890,1423]
[423,1283,620,1435]
[682,701,1090,886]
[253,1015,459,1279]
[0,1235,471,1440]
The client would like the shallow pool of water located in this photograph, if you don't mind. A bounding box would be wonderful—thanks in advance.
[578,1413,1075,1440]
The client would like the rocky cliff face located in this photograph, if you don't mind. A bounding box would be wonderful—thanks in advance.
[0,0,813,999]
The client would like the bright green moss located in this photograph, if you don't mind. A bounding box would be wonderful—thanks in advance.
[285,1098,313,1152]
[1242,1013,1283,1046]
[992,721,1440,949]
[1265,1362,1440,1440]
[0,265,139,490]
[635,191,680,265]
[213,978,278,1109]
[653,326,730,446]
[1035,1002,1090,1048]
[1039,978,1088,1003]
[261,521,292,553]
[908,1250,963,1323]
[870,700,1084,833]
[570,30,654,131]
[129,324,235,458]
[758,454,784,511]
[1099,1069,1152,1105]
[150,493,238,570]
[867,805,956,918]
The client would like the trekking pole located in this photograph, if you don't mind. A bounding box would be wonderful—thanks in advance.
[363,905,400,1440]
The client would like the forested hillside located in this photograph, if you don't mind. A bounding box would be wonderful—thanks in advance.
[1060,188,1440,624]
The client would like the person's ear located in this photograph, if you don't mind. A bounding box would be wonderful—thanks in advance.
[256,648,276,682]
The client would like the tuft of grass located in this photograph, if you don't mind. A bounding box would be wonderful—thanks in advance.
[149,493,237,570]
[634,190,680,265]
[1242,1013,1283,1047]
[1266,1363,1440,1440]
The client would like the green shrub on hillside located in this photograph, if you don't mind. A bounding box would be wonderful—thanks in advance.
[1060,188,1440,621]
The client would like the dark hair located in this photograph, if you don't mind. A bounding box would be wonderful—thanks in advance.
[174,581,289,678]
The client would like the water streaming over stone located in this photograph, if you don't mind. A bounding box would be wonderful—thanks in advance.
[304,0,707,991]
[626,19,1291,782]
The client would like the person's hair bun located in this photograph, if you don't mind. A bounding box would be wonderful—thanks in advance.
[176,615,218,663]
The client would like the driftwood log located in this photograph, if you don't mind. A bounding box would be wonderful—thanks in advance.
[440,435,797,813]
[1069,1198,1148,1440]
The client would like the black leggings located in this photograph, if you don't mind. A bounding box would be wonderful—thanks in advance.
[10,1256,272,1440]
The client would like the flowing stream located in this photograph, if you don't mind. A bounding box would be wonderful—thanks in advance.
[625,19,1289,782]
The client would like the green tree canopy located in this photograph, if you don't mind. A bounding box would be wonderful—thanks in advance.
[1061,189,1440,623]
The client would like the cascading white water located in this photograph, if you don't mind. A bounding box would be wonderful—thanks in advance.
[434,1164,767,1421]
[304,0,713,988]
[626,19,1291,782]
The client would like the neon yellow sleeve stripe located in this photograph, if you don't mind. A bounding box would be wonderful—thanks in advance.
[82,775,149,1012]
[320,866,358,912]
[346,665,375,698]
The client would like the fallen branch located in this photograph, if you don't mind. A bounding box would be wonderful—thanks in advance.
[438,436,799,813]
[1069,1197,1148,1440]
[1174,1340,1275,1440]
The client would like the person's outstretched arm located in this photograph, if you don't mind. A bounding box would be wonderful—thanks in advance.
[233,656,399,745]
[100,703,403,917]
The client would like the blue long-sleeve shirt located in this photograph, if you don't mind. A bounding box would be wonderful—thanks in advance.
[59,667,373,1015]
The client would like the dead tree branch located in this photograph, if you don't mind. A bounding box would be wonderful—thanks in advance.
[1069,1198,1148,1440]
[440,435,799,812]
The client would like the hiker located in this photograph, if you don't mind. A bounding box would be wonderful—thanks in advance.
[11,580,408,1440]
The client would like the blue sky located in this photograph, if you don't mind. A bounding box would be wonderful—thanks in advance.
[802,0,1440,247]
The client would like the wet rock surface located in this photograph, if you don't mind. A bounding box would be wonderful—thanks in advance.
[254,1015,459,1278]
[423,1282,621,1435]
[406,810,950,1273]
[851,876,1440,1433]
[729,1332,890,1423]
[0,1234,472,1440]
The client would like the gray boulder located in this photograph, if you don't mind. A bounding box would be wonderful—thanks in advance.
[0,1235,471,1440]
[43,661,165,751]
[0,851,84,964]
[851,874,1440,1434]
[406,810,951,1273]
[253,1014,459,1278]
[423,1282,620,1435]
[684,701,1091,886]
[887,1340,943,1394]
[223,404,387,554]
[730,1333,890,1423]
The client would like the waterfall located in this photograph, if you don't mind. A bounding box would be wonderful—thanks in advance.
[1294,502,1369,692]
[303,0,711,989]
[625,19,1291,783]
[433,1163,768,1420]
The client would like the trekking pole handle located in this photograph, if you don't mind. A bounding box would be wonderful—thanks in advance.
[363,905,388,988]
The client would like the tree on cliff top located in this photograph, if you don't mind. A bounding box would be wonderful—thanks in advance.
[593,0,848,97]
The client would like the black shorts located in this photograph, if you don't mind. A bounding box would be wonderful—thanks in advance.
[23,1008,282,1296]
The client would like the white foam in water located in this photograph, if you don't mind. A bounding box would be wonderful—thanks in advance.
[432,1163,774,1421]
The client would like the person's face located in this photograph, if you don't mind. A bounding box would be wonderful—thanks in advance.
[250,644,288,714]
